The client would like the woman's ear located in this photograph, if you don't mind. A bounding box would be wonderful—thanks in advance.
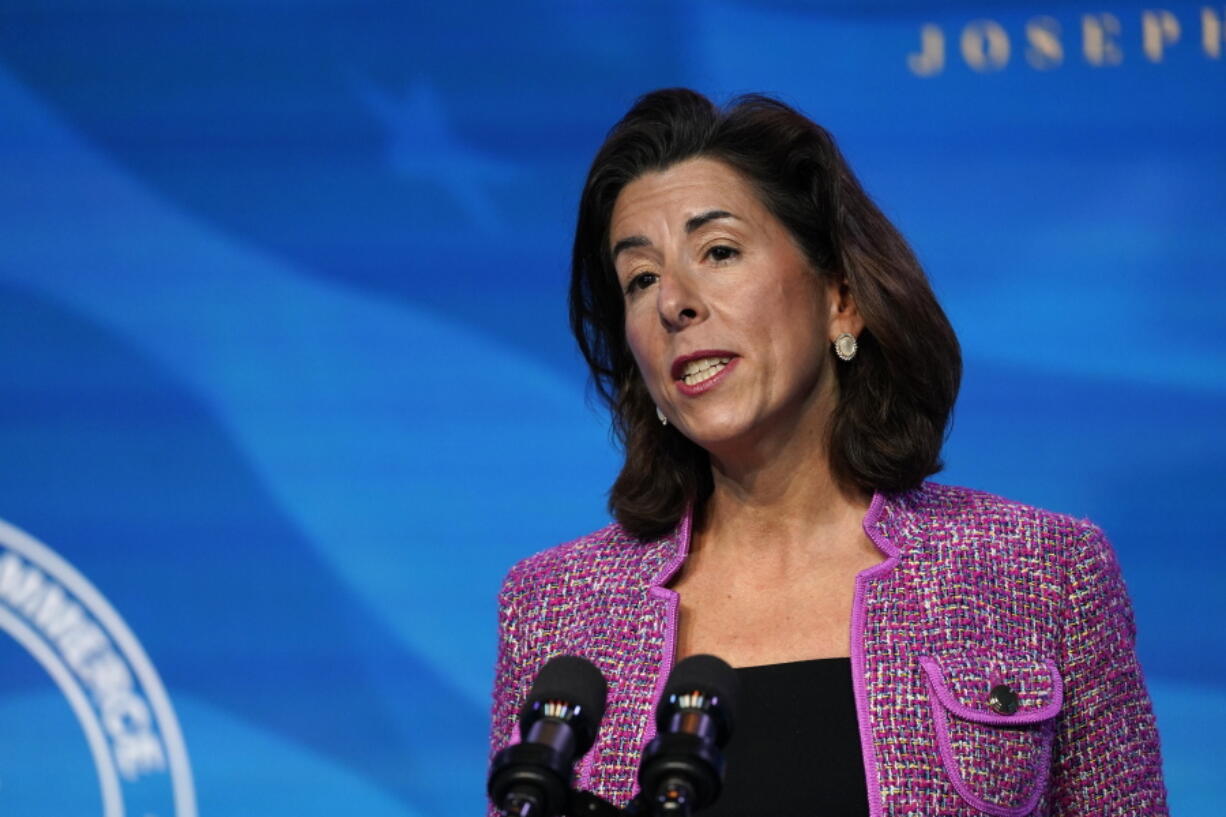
[826,275,865,339]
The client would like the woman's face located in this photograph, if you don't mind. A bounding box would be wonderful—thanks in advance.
[609,156,860,455]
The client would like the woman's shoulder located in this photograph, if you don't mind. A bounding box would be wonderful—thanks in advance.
[893,482,1130,627]
[891,481,1107,553]
[499,518,678,599]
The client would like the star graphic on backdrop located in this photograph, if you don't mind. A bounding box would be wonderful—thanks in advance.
[354,76,521,232]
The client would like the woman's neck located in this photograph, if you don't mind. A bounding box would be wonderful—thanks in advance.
[699,413,871,565]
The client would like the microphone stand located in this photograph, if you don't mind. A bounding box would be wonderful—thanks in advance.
[563,787,688,817]
[567,789,630,817]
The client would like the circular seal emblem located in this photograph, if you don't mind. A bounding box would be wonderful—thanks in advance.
[0,517,196,817]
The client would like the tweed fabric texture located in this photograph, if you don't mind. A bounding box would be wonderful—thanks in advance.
[920,654,1062,814]
[489,482,1167,816]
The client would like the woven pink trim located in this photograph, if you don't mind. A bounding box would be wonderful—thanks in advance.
[642,506,692,749]
[578,509,693,792]
[851,491,899,817]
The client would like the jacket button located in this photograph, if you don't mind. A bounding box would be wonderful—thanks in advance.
[988,684,1020,715]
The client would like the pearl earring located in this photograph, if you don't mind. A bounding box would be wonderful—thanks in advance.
[656,406,668,426]
[834,332,858,361]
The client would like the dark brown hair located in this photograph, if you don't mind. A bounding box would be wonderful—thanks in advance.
[570,89,961,540]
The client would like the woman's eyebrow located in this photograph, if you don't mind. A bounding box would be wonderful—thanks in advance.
[611,210,738,260]
[685,209,736,233]
[611,235,651,261]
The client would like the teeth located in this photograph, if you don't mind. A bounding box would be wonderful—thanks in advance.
[680,357,732,386]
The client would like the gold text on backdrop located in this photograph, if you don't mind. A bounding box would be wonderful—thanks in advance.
[908,7,1225,75]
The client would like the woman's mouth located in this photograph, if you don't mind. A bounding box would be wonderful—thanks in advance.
[680,356,732,385]
[672,353,739,396]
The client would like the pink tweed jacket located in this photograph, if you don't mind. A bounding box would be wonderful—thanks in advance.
[490,482,1167,816]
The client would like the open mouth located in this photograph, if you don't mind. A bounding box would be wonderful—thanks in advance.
[678,356,733,387]
[671,351,739,395]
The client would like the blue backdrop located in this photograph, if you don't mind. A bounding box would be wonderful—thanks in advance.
[0,1,1222,815]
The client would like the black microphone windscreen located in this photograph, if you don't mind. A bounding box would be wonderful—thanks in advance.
[527,654,609,727]
[662,654,740,734]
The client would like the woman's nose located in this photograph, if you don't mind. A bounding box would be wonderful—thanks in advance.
[656,268,706,330]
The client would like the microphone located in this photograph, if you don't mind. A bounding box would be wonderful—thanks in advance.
[637,654,739,817]
[488,655,609,817]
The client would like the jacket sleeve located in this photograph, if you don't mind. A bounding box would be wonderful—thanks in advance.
[488,567,532,816]
[1049,523,1168,815]
[490,569,525,753]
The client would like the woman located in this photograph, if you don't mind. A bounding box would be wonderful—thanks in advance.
[490,89,1167,816]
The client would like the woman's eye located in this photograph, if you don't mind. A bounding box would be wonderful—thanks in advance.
[625,272,658,294]
[706,245,739,263]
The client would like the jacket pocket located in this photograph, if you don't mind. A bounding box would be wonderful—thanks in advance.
[920,653,1063,817]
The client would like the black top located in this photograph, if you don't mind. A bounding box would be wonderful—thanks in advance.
[696,657,870,817]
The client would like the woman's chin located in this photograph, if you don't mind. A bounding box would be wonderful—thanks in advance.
[675,416,758,452]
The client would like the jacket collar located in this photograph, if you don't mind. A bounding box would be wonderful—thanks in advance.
[645,487,909,591]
